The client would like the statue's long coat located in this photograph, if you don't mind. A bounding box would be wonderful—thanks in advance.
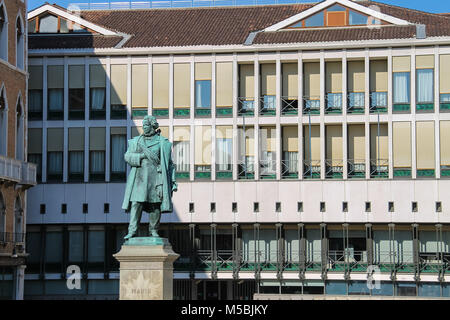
[121,134,177,213]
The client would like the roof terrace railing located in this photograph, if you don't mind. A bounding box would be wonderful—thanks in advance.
[70,0,313,10]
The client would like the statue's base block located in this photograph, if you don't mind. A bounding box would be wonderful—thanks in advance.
[113,237,179,300]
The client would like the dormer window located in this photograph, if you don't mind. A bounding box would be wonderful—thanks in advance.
[28,13,90,34]
[288,4,383,29]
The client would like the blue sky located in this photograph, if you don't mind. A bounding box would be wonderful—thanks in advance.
[27,0,449,13]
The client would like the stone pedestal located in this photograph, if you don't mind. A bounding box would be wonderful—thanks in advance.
[113,237,179,300]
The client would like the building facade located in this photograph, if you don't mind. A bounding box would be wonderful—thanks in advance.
[0,0,37,300]
[23,0,450,299]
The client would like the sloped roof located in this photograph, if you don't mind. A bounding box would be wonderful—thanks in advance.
[28,1,450,50]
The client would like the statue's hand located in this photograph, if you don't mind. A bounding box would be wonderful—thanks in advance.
[139,153,146,160]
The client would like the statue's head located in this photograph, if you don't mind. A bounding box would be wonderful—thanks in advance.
[142,115,159,136]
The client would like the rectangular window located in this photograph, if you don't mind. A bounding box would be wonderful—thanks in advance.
[47,128,63,181]
[88,228,105,272]
[194,125,212,179]
[216,126,233,178]
[303,62,320,113]
[110,127,127,181]
[260,64,276,115]
[441,121,450,176]
[89,64,106,119]
[260,126,276,179]
[393,122,412,177]
[282,126,298,178]
[48,65,64,120]
[28,128,42,182]
[416,121,435,177]
[347,124,365,178]
[152,63,169,117]
[45,229,63,272]
[416,55,434,109]
[281,63,298,115]
[195,63,212,116]
[69,127,84,182]
[326,125,343,178]
[325,61,342,113]
[173,126,190,179]
[348,61,365,111]
[303,125,320,178]
[174,63,191,117]
[239,64,254,114]
[68,228,84,264]
[216,62,233,114]
[440,55,450,110]
[28,66,43,120]
[238,126,255,179]
[110,64,127,119]
[68,65,85,120]
[89,127,105,181]
[131,64,148,119]
[393,56,411,111]
[370,60,388,111]
[370,123,388,178]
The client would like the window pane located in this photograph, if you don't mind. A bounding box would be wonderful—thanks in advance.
[68,231,84,262]
[417,69,434,103]
[69,88,85,111]
[305,12,324,27]
[90,88,105,110]
[393,72,410,103]
[349,10,368,25]
[69,151,84,174]
[174,141,190,172]
[111,135,126,173]
[26,232,41,264]
[48,88,63,111]
[39,14,58,33]
[45,231,63,263]
[195,80,211,108]
[88,230,105,262]
[29,90,43,112]
[325,281,347,295]
[90,151,105,173]
[327,4,346,11]
[48,152,63,174]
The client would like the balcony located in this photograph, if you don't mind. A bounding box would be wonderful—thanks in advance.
[238,97,254,116]
[281,158,298,179]
[0,155,37,187]
[281,96,298,116]
[440,94,450,112]
[370,159,389,178]
[371,92,388,113]
[325,159,343,179]
[303,160,320,179]
[347,160,366,178]
[303,96,320,115]
[259,96,276,116]
[347,92,365,114]
[238,159,254,180]
[259,158,276,179]
[325,93,342,114]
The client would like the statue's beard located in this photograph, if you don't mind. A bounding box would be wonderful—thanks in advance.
[144,127,156,136]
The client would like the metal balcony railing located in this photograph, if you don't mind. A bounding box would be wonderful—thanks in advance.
[370,92,388,113]
[0,232,25,244]
[327,250,368,273]
[325,159,343,178]
[325,93,342,114]
[0,156,37,186]
[370,159,389,178]
[281,159,298,179]
[303,160,321,178]
[281,96,298,115]
[302,96,320,114]
[238,97,255,116]
[347,92,365,113]
[259,159,276,179]
[259,96,276,116]
[238,159,255,179]
[0,155,22,182]
[347,159,366,178]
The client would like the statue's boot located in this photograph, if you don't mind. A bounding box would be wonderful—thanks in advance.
[124,233,135,240]
[150,229,159,237]
[149,206,161,238]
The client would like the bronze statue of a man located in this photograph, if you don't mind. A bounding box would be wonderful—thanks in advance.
[122,115,177,240]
